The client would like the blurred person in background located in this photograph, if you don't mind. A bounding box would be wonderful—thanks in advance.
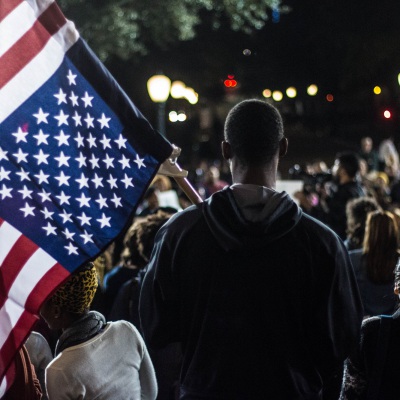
[349,210,399,317]
[359,136,379,173]
[319,152,366,239]
[345,197,380,251]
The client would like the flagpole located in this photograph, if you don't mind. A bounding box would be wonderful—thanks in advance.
[158,146,203,205]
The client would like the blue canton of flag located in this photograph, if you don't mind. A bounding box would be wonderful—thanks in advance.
[0,59,161,272]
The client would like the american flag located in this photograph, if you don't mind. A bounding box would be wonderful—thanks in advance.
[0,0,172,392]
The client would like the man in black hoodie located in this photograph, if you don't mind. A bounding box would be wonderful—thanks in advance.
[140,100,363,400]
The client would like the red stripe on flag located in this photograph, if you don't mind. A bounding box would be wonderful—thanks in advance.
[26,263,70,313]
[0,1,67,89]
[0,310,38,380]
[0,236,38,310]
[0,0,24,22]
[0,265,69,381]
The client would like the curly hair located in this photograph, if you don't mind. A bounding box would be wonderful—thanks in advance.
[121,210,173,268]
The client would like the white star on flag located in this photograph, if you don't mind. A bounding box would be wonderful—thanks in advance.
[80,230,94,244]
[118,154,130,169]
[102,154,114,169]
[89,154,100,169]
[56,191,71,205]
[33,149,49,165]
[33,129,50,145]
[72,111,82,126]
[54,151,70,167]
[35,170,50,184]
[121,173,134,188]
[78,212,92,226]
[38,189,52,203]
[20,202,35,217]
[54,130,70,146]
[69,91,79,106]
[81,91,94,107]
[13,148,29,163]
[43,222,57,236]
[97,113,111,128]
[33,108,49,124]
[107,174,118,189]
[67,69,77,85]
[54,88,67,105]
[0,184,13,200]
[84,113,95,128]
[0,147,8,161]
[54,109,69,126]
[62,228,75,240]
[65,242,79,255]
[59,210,73,223]
[74,132,85,147]
[18,185,33,199]
[91,173,104,188]
[97,213,111,228]
[86,133,97,148]
[12,127,29,143]
[100,134,111,149]
[75,173,89,189]
[75,152,87,167]
[76,193,91,208]
[134,154,146,169]
[0,167,11,181]
[111,193,122,208]
[55,171,71,186]
[95,194,108,209]
[16,168,30,182]
[40,207,54,219]
[114,134,127,149]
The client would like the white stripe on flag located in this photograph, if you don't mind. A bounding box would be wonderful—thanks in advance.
[0,12,79,124]
[0,300,24,349]
[25,0,55,16]
[8,249,58,306]
[0,2,37,58]
[0,374,7,398]
[0,222,21,266]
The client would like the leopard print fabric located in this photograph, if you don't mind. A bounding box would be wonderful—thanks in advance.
[52,263,98,314]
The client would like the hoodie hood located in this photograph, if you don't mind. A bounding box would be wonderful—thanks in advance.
[203,185,302,251]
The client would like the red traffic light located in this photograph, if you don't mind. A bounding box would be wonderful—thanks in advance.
[224,75,237,88]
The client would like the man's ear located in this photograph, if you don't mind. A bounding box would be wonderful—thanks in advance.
[222,141,233,160]
[279,137,288,158]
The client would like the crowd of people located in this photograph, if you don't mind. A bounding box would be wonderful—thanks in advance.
[7,100,400,399]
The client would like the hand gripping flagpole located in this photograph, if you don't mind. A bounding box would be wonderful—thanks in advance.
[158,145,203,205]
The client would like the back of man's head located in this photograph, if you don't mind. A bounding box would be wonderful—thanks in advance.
[224,99,284,166]
[337,151,360,179]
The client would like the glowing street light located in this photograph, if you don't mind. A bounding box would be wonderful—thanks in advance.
[170,81,187,99]
[147,75,171,136]
[307,84,318,96]
[286,87,297,98]
[262,89,272,98]
[373,86,382,95]
[272,90,283,101]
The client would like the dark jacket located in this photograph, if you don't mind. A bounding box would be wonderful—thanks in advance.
[325,181,366,239]
[340,309,400,399]
[140,186,363,400]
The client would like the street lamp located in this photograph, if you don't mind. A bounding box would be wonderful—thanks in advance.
[147,74,171,136]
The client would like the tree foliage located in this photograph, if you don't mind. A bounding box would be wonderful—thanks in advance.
[59,0,284,60]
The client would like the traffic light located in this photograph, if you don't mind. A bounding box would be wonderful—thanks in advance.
[224,75,237,88]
